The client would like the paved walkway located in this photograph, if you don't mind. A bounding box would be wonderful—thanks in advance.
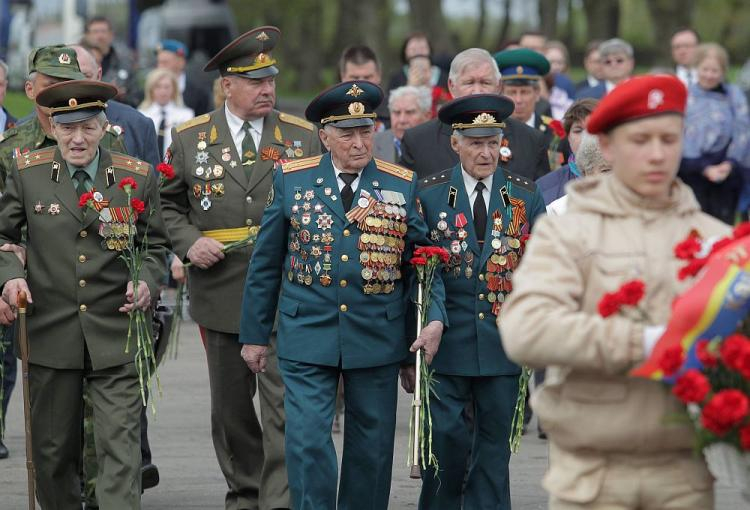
[0,317,744,508]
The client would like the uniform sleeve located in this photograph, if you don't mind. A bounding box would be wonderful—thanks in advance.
[498,215,644,374]
[533,131,551,180]
[239,169,288,345]
[136,167,171,295]
[0,164,29,284]
[159,127,203,259]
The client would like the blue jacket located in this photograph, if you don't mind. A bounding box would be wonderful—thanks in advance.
[240,153,447,369]
[418,164,545,376]
[105,100,161,168]
[536,163,579,206]
[575,82,607,100]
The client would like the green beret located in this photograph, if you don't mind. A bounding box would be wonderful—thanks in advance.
[204,26,280,79]
[493,48,551,83]
[27,45,85,80]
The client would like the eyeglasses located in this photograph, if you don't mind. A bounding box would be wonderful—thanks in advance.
[604,58,627,65]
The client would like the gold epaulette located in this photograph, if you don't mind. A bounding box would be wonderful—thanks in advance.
[16,146,55,171]
[282,155,322,174]
[110,152,150,176]
[176,113,211,133]
[279,112,314,131]
[375,159,413,182]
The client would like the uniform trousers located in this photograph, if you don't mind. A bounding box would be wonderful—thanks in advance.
[30,355,142,509]
[420,373,519,510]
[204,328,288,510]
[278,359,400,510]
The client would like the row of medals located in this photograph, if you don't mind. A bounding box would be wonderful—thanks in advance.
[288,188,334,286]
[192,140,228,211]
[358,199,408,295]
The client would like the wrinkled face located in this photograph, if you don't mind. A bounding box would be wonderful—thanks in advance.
[584,49,604,80]
[341,61,381,85]
[671,31,698,67]
[545,47,566,74]
[389,93,429,140]
[152,75,175,106]
[405,37,430,59]
[156,50,185,75]
[52,116,107,167]
[223,75,275,120]
[451,134,500,180]
[568,118,588,155]
[599,114,683,200]
[319,125,374,172]
[85,21,113,51]
[602,51,634,83]
[504,84,539,123]
[697,55,724,91]
[448,61,499,98]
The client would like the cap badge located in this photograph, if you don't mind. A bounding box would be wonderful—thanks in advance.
[256,31,270,42]
[516,65,524,74]
[346,84,364,98]
[254,52,270,66]
[59,53,71,65]
[68,98,78,108]
[348,102,365,115]
[647,89,664,110]
[472,112,497,125]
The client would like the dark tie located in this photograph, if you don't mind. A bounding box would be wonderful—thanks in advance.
[157,109,166,157]
[339,172,357,212]
[473,181,487,241]
[73,170,89,197]
[241,121,257,177]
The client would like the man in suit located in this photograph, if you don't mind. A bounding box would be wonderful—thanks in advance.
[416,94,545,510]
[400,48,550,181]
[671,28,699,86]
[373,85,431,163]
[574,40,603,94]
[161,26,320,510]
[239,80,446,509]
[339,45,390,131]
[156,39,212,116]
[576,38,635,100]
[0,79,169,508]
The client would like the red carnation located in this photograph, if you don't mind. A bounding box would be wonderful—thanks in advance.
[425,246,450,264]
[678,258,707,281]
[410,256,427,266]
[674,235,702,260]
[700,389,749,436]
[619,280,646,306]
[156,162,175,180]
[740,425,750,450]
[696,339,718,368]
[130,198,146,215]
[118,177,138,191]
[597,291,622,318]
[672,369,710,404]
[549,119,566,139]
[733,222,750,240]
[709,237,732,257]
[658,344,684,376]
[720,334,750,372]
[78,191,94,209]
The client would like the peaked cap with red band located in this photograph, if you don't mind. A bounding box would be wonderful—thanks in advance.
[586,74,687,134]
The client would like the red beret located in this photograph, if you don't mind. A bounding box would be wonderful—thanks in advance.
[586,74,687,134]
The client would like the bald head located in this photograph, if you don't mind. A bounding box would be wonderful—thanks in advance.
[71,45,102,81]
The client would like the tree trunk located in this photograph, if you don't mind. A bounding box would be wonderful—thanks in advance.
[538,0,559,39]
[581,0,620,41]
[497,0,514,50]
[644,0,696,65]
[408,0,454,54]
[473,0,488,48]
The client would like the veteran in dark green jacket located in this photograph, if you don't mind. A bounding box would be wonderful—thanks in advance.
[0,80,169,509]
[416,95,545,510]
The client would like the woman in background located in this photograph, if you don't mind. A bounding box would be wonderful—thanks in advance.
[138,68,194,159]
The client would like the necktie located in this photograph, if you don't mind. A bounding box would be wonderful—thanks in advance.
[394,137,402,159]
[157,109,166,157]
[73,170,89,198]
[473,181,487,241]
[241,121,257,177]
[339,172,358,211]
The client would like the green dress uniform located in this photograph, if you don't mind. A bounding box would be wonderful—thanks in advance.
[239,81,447,510]
[416,95,546,510]
[159,26,320,510]
[0,80,170,509]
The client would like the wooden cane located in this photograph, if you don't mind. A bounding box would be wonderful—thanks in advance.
[409,284,424,479]
[17,291,36,510]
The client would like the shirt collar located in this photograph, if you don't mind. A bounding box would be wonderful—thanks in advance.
[461,166,493,195]
[332,158,363,178]
[224,104,264,139]
[525,112,536,129]
[67,148,100,181]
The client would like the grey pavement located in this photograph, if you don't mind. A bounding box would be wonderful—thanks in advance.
[0,316,745,508]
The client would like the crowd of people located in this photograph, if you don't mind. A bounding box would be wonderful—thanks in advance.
[0,13,746,510]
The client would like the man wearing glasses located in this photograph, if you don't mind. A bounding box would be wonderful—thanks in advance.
[576,38,634,100]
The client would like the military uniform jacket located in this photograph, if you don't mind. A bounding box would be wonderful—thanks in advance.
[160,107,321,333]
[0,116,126,189]
[418,164,545,376]
[0,147,170,370]
[239,153,448,370]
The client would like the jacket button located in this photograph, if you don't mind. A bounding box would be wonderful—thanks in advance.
[339,280,347,288]
[79,230,87,238]
[343,229,350,237]
[246,196,253,203]
[478,312,485,320]
[341,254,349,262]
[478,274,485,281]
[79,280,86,288]
[80,304,87,312]
[478,294,485,300]
[78,254,86,263]
[340,304,348,312]
[245,219,253,226]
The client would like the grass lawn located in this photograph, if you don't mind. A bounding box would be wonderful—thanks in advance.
[5,91,33,120]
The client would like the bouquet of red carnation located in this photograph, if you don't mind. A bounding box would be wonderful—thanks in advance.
[597,279,648,320]
[546,119,566,170]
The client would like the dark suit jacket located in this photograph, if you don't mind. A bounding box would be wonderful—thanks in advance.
[106,100,161,168]
[373,129,397,163]
[2,108,15,132]
[575,82,607,100]
[399,117,550,181]
[183,80,212,116]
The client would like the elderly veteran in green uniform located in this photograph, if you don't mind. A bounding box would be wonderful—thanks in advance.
[0,79,169,509]
[160,25,320,510]
[239,80,446,510]
[416,95,545,510]
[494,48,554,149]
[0,45,126,185]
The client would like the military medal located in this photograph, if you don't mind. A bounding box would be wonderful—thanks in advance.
[222,153,231,162]
[430,229,440,242]
[437,211,448,232]
[301,212,311,225]
[195,151,209,164]
[213,165,223,178]
[211,183,225,196]
[201,196,211,210]
[316,213,333,230]
[196,166,205,176]
[320,273,332,286]
[304,190,314,200]
[230,160,237,168]
[324,187,332,196]
[450,240,461,254]
[34,201,45,214]
[294,187,302,201]
[314,203,323,213]
[197,141,207,151]
[48,203,60,215]
[491,238,502,250]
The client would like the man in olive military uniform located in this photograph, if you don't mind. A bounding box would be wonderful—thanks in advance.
[0,45,126,187]
[416,95,545,510]
[239,80,446,510]
[161,26,320,510]
[0,79,169,509]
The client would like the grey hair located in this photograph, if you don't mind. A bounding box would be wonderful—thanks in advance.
[449,48,501,84]
[575,133,609,176]
[0,59,7,80]
[388,86,431,114]
[599,38,634,59]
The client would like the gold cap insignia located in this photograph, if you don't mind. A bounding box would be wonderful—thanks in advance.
[346,84,364,98]
[256,31,270,42]
[348,102,365,115]
[59,53,71,65]
[68,98,78,107]
[516,65,524,74]
[472,113,497,125]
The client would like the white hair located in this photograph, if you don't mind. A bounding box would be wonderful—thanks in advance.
[599,38,634,59]
[449,48,501,84]
[388,86,431,114]
[575,132,609,176]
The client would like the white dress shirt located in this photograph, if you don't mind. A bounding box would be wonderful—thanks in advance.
[525,112,536,129]
[139,101,195,157]
[676,65,697,86]
[225,104,264,158]
[461,167,492,216]
[332,159,362,192]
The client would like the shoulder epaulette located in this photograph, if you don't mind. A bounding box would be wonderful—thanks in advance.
[375,159,413,182]
[16,146,56,171]
[176,113,211,133]
[279,112,314,131]
[419,170,451,190]
[502,169,536,192]
[282,155,322,174]
[0,127,18,144]
[110,152,150,176]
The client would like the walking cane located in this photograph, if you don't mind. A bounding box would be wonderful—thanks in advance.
[409,284,424,479]
[17,291,36,509]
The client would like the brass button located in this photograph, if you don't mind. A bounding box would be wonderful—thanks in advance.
[340,304,348,312]
[339,280,347,288]
[478,273,485,281]
[246,196,253,204]
[478,312,485,320]
[343,229,350,237]
[79,280,86,288]
[79,304,87,312]
[78,254,86,263]
[79,230,88,238]
[341,254,349,262]
[478,294,485,300]
[245,219,253,226]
